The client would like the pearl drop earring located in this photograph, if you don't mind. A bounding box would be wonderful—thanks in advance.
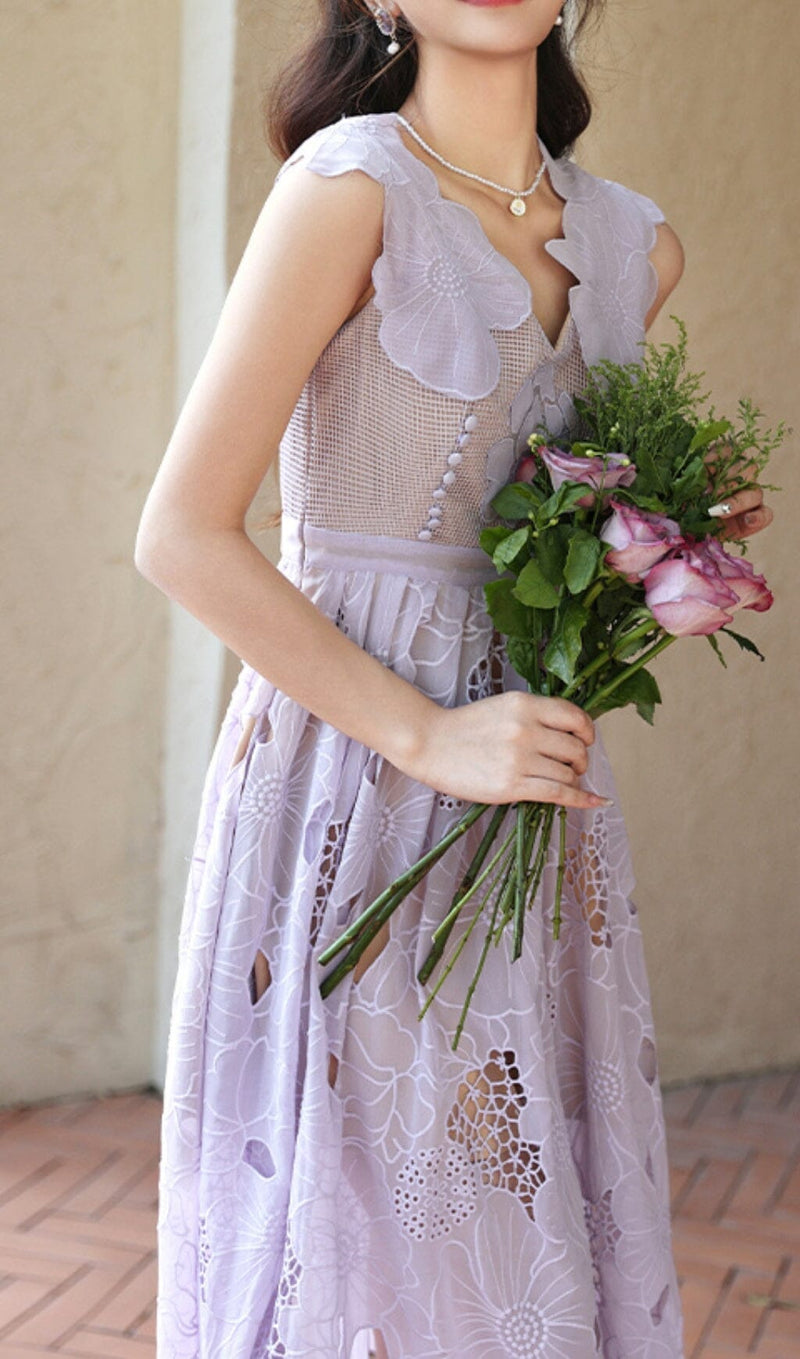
[554,10,564,25]
[373,5,401,55]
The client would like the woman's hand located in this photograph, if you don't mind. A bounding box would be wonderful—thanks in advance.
[705,447,775,542]
[402,690,609,811]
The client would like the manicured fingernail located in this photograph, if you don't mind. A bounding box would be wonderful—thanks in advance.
[708,501,732,517]
[591,796,614,807]
[744,510,760,526]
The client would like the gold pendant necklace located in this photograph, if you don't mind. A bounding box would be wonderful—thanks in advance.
[395,113,547,216]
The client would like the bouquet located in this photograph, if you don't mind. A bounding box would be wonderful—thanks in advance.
[318,318,785,1049]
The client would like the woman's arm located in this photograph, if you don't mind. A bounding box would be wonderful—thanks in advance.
[134,162,603,811]
[644,222,774,541]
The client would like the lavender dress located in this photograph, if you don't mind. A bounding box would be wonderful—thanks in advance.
[156,111,686,1359]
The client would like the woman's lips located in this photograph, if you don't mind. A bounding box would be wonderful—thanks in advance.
[458,0,526,7]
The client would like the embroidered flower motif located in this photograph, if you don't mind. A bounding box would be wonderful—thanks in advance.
[203,1171,289,1324]
[374,179,532,400]
[432,1191,598,1358]
[393,1143,478,1240]
[543,163,663,370]
[611,1168,675,1302]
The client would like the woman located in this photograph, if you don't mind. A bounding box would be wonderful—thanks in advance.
[135,2,773,1356]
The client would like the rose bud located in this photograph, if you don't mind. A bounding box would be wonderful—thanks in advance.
[538,446,637,508]
[692,536,774,613]
[600,500,685,582]
[514,452,540,484]
[643,554,739,636]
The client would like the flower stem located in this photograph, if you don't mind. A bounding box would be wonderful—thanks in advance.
[416,802,508,986]
[451,886,505,1051]
[430,825,515,947]
[417,872,496,1023]
[552,805,568,939]
[512,803,527,960]
[318,799,489,967]
[585,633,677,713]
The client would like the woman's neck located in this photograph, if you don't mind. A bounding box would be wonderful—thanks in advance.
[396,47,542,190]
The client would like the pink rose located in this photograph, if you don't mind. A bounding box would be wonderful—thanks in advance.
[692,536,774,613]
[537,446,637,508]
[643,553,740,636]
[600,500,685,583]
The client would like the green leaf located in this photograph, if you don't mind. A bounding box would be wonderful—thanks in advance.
[535,525,568,586]
[506,637,540,686]
[706,633,728,669]
[492,526,530,570]
[478,526,510,559]
[687,417,732,456]
[484,578,532,638]
[589,666,662,723]
[538,482,592,523]
[564,530,602,594]
[491,482,540,520]
[672,456,709,502]
[543,598,589,686]
[718,626,766,662]
[513,558,560,609]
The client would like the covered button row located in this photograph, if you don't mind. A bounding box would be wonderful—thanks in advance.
[417,413,479,540]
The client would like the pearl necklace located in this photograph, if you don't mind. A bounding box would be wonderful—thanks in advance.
[395,112,547,217]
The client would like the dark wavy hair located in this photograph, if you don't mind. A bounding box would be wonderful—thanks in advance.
[265,0,605,163]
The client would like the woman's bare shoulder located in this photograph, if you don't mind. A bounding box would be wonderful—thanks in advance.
[646,221,686,329]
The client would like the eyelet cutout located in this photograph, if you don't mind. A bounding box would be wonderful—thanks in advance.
[564,823,611,947]
[227,712,257,775]
[446,1047,546,1223]
[248,949,272,1005]
[350,1326,390,1359]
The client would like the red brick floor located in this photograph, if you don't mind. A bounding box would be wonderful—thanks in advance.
[0,1068,797,1357]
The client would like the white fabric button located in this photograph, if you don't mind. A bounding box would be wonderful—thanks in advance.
[433,488,446,500]
[448,451,463,466]
[428,505,443,519]
[442,470,457,487]
[417,528,433,540]
[464,414,479,431]
[457,433,471,448]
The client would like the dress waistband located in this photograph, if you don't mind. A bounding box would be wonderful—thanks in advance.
[278,513,497,589]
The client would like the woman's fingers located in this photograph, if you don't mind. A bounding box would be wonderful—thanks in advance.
[538,729,589,775]
[708,485,764,519]
[717,504,774,540]
[520,776,611,810]
[539,696,595,746]
[704,446,774,538]
[709,485,774,539]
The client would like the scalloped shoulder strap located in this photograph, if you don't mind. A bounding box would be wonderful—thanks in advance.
[273,113,533,402]
[274,113,411,193]
[543,155,667,369]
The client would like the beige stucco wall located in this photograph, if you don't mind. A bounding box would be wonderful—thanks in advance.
[0,1,180,1103]
[2,0,796,1104]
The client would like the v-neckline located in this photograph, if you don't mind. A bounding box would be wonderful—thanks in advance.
[386,111,577,360]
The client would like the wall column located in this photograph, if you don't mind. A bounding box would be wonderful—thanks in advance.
[152,0,239,1087]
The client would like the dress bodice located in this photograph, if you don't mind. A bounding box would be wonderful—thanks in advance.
[273,111,665,550]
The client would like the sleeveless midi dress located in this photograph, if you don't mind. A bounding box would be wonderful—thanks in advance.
[156,111,686,1359]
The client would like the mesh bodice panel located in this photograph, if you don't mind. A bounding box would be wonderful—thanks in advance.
[279,300,588,547]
